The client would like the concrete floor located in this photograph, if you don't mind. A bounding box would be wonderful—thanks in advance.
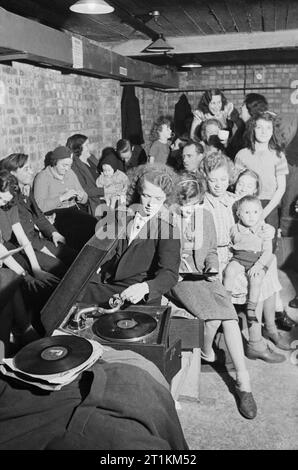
[177,269,298,450]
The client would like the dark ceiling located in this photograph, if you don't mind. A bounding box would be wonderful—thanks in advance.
[1,0,298,69]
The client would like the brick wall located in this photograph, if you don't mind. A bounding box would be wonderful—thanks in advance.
[136,63,298,152]
[167,64,298,122]
[1,61,298,171]
[0,61,122,171]
[135,87,170,153]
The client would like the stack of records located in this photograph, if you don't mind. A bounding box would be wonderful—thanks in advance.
[0,335,103,391]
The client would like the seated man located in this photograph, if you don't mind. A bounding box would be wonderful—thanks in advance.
[0,349,188,450]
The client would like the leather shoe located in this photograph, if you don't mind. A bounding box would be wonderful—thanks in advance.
[262,328,294,351]
[289,296,298,309]
[275,311,296,331]
[246,344,286,363]
[235,389,257,419]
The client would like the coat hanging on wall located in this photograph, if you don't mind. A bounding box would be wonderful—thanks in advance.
[173,93,193,137]
[121,86,144,145]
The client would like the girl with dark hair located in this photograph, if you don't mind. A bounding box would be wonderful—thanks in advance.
[190,89,234,140]
[227,93,269,160]
[235,112,288,231]
[66,134,104,216]
[66,133,98,179]
[167,173,257,419]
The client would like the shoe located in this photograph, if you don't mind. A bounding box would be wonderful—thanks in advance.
[246,344,286,363]
[262,328,294,351]
[235,389,257,420]
[275,311,296,331]
[289,296,298,309]
[201,350,216,363]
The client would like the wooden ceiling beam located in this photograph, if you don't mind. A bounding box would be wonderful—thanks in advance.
[107,1,159,40]
[111,29,298,56]
[0,7,179,88]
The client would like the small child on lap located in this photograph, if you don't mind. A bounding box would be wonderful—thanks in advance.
[224,195,274,323]
[96,153,128,209]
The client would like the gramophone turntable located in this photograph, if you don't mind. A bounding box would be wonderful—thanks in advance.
[58,299,181,383]
[40,234,181,382]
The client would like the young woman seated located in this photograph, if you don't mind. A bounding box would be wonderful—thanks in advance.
[0,170,59,334]
[81,163,181,308]
[166,173,257,419]
[0,152,77,278]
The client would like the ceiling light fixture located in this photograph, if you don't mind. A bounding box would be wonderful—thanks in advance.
[143,34,174,53]
[181,63,202,69]
[70,0,114,14]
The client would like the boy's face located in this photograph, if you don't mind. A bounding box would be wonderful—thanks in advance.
[207,167,229,198]
[159,124,172,140]
[238,201,262,227]
[235,174,258,198]
[102,164,114,177]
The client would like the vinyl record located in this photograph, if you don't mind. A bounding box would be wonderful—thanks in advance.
[93,311,157,343]
[14,335,93,375]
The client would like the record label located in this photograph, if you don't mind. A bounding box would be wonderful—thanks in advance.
[14,335,93,375]
[40,346,68,361]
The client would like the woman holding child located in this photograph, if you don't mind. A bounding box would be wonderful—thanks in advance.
[202,151,290,360]
[167,173,257,420]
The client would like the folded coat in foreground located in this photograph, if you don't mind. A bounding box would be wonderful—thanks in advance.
[0,359,188,450]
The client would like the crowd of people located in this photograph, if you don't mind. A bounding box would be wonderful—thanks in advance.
[1,89,298,431]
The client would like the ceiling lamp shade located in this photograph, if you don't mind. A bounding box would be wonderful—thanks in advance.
[181,63,202,69]
[143,34,174,53]
[70,0,114,14]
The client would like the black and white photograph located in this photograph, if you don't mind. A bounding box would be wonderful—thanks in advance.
[0,0,297,454]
